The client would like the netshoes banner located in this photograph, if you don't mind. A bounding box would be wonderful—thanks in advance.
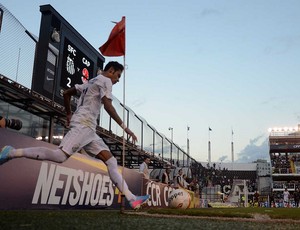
[0,129,197,209]
[0,129,142,210]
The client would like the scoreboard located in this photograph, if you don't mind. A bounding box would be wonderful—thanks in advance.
[60,38,94,89]
[32,4,104,106]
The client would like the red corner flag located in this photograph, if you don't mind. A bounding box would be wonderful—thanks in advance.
[99,16,125,56]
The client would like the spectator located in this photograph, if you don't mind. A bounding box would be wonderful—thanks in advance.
[283,188,290,208]
[139,157,150,179]
[269,191,275,208]
[294,188,300,208]
[182,174,189,189]
[253,190,260,207]
[174,168,184,188]
[241,194,245,207]
[189,178,199,193]
[162,168,171,185]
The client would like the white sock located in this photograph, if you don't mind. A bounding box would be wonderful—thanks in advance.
[9,147,68,163]
[106,157,136,201]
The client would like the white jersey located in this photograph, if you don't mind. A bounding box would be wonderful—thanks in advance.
[71,74,112,130]
[174,175,184,188]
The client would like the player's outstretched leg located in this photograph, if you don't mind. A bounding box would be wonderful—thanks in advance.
[0,146,14,164]
[0,146,68,164]
[105,156,151,209]
[129,194,151,210]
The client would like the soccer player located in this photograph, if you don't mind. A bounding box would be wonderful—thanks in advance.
[0,61,150,209]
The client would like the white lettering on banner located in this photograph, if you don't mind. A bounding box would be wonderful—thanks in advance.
[80,172,94,205]
[146,181,175,207]
[163,186,173,206]
[99,175,114,206]
[32,162,114,207]
[48,165,67,204]
[67,169,83,205]
[32,162,56,204]
[90,174,102,206]
[151,182,161,206]
[293,145,300,148]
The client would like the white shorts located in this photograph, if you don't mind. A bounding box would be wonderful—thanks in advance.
[59,124,110,156]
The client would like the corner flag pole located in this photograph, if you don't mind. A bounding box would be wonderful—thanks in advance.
[120,16,127,213]
[99,16,127,213]
[120,54,126,213]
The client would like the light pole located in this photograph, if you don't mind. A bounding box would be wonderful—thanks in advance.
[187,126,190,155]
[169,127,173,164]
[169,127,173,141]
[208,127,212,167]
[187,126,190,167]
[231,129,234,163]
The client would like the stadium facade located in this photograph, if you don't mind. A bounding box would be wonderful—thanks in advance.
[269,126,300,207]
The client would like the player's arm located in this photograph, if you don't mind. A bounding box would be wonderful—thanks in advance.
[102,96,138,143]
[63,87,77,126]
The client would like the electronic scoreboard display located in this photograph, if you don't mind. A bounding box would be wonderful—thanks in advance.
[32,4,104,106]
[60,37,94,89]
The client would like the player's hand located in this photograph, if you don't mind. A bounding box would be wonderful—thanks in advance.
[125,127,138,143]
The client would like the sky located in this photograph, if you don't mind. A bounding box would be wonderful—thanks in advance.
[1,0,300,164]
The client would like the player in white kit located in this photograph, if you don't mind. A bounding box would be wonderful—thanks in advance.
[0,61,150,209]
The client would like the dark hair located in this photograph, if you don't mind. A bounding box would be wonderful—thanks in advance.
[104,61,124,72]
